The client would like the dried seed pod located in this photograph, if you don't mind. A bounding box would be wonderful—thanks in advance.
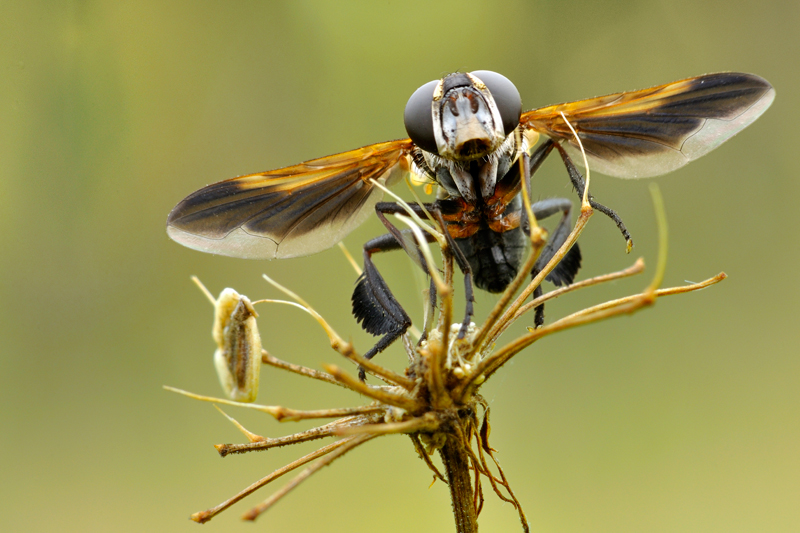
[212,288,261,402]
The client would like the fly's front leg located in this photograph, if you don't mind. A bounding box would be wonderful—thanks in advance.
[430,208,475,340]
[553,142,633,250]
[519,139,555,235]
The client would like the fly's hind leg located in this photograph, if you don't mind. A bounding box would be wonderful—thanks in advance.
[529,198,583,328]
[352,234,412,382]
[351,203,437,381]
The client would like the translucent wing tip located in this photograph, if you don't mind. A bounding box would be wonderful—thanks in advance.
[562,72,775,179]
[679,73,775,161]
[167,223,280,260]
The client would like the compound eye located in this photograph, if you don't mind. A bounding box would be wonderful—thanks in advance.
[404,79,439,154]
[470,70,521,135]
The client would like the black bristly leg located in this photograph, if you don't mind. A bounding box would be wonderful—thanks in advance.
[528,198,583,327]
[520,139,632,325]
[353,235,413,382]
[553,142,633,250]
[517,149,582,327]
[374,201,476,339]
[519,140,556,236]
[373,202,439,340]
[351,203,438,381]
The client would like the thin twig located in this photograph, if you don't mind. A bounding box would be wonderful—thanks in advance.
[474,272,726,387]
[213,405,265,443]
[457,209,592,398]
[337,241,363,275]
[438,243,455,357]
[409,433,446,483]
[420,335,448,409]
[477,115,594,355]
[242,434,379,521]
[470,225,547,353]
[214,415,380,456]
[483,208,591,353]
[323,365,420,412]
[336,345,417,390]
[191,438,354,523]
[337,413,440,436]
[486,258,646,346]
[261,351,347,389]
[163,386,385,422]
[475,411,529,532]
[261,273,349,350]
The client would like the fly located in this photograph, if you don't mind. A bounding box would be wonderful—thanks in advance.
[167,70,774,378]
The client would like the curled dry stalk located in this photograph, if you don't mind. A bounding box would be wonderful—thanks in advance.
[166,179,726,531]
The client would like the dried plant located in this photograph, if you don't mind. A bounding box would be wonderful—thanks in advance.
[166,178,725,532]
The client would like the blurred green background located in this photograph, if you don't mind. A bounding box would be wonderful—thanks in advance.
[2,1,798,532]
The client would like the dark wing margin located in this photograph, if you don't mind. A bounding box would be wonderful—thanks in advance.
[167,139,414,259]
[521,72,775,178]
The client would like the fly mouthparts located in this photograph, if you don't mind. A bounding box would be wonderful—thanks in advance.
[456,139,492,159]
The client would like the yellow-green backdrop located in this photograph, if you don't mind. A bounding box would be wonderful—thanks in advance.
[2,1,798,532]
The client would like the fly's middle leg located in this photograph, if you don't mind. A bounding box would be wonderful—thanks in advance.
[529,198,583,328]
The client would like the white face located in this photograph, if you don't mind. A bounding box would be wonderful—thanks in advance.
[432,73,507,162]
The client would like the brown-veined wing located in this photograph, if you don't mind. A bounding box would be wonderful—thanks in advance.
[167,139,414,259]
[522,72,774,178]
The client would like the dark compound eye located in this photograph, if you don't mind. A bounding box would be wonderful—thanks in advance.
[404,79,439,154]
[404,72,522,154]
[470,70,521,136]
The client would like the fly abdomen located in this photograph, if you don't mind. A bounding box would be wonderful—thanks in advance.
[455,226,525,293]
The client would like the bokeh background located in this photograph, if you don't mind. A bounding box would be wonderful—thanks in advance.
[2,1,798,532]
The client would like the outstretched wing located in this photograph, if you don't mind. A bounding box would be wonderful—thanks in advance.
[167,139,414,259]
[521,72,775,178]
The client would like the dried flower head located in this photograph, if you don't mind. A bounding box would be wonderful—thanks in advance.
[166,175,725,532]
[191,280,262,403]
